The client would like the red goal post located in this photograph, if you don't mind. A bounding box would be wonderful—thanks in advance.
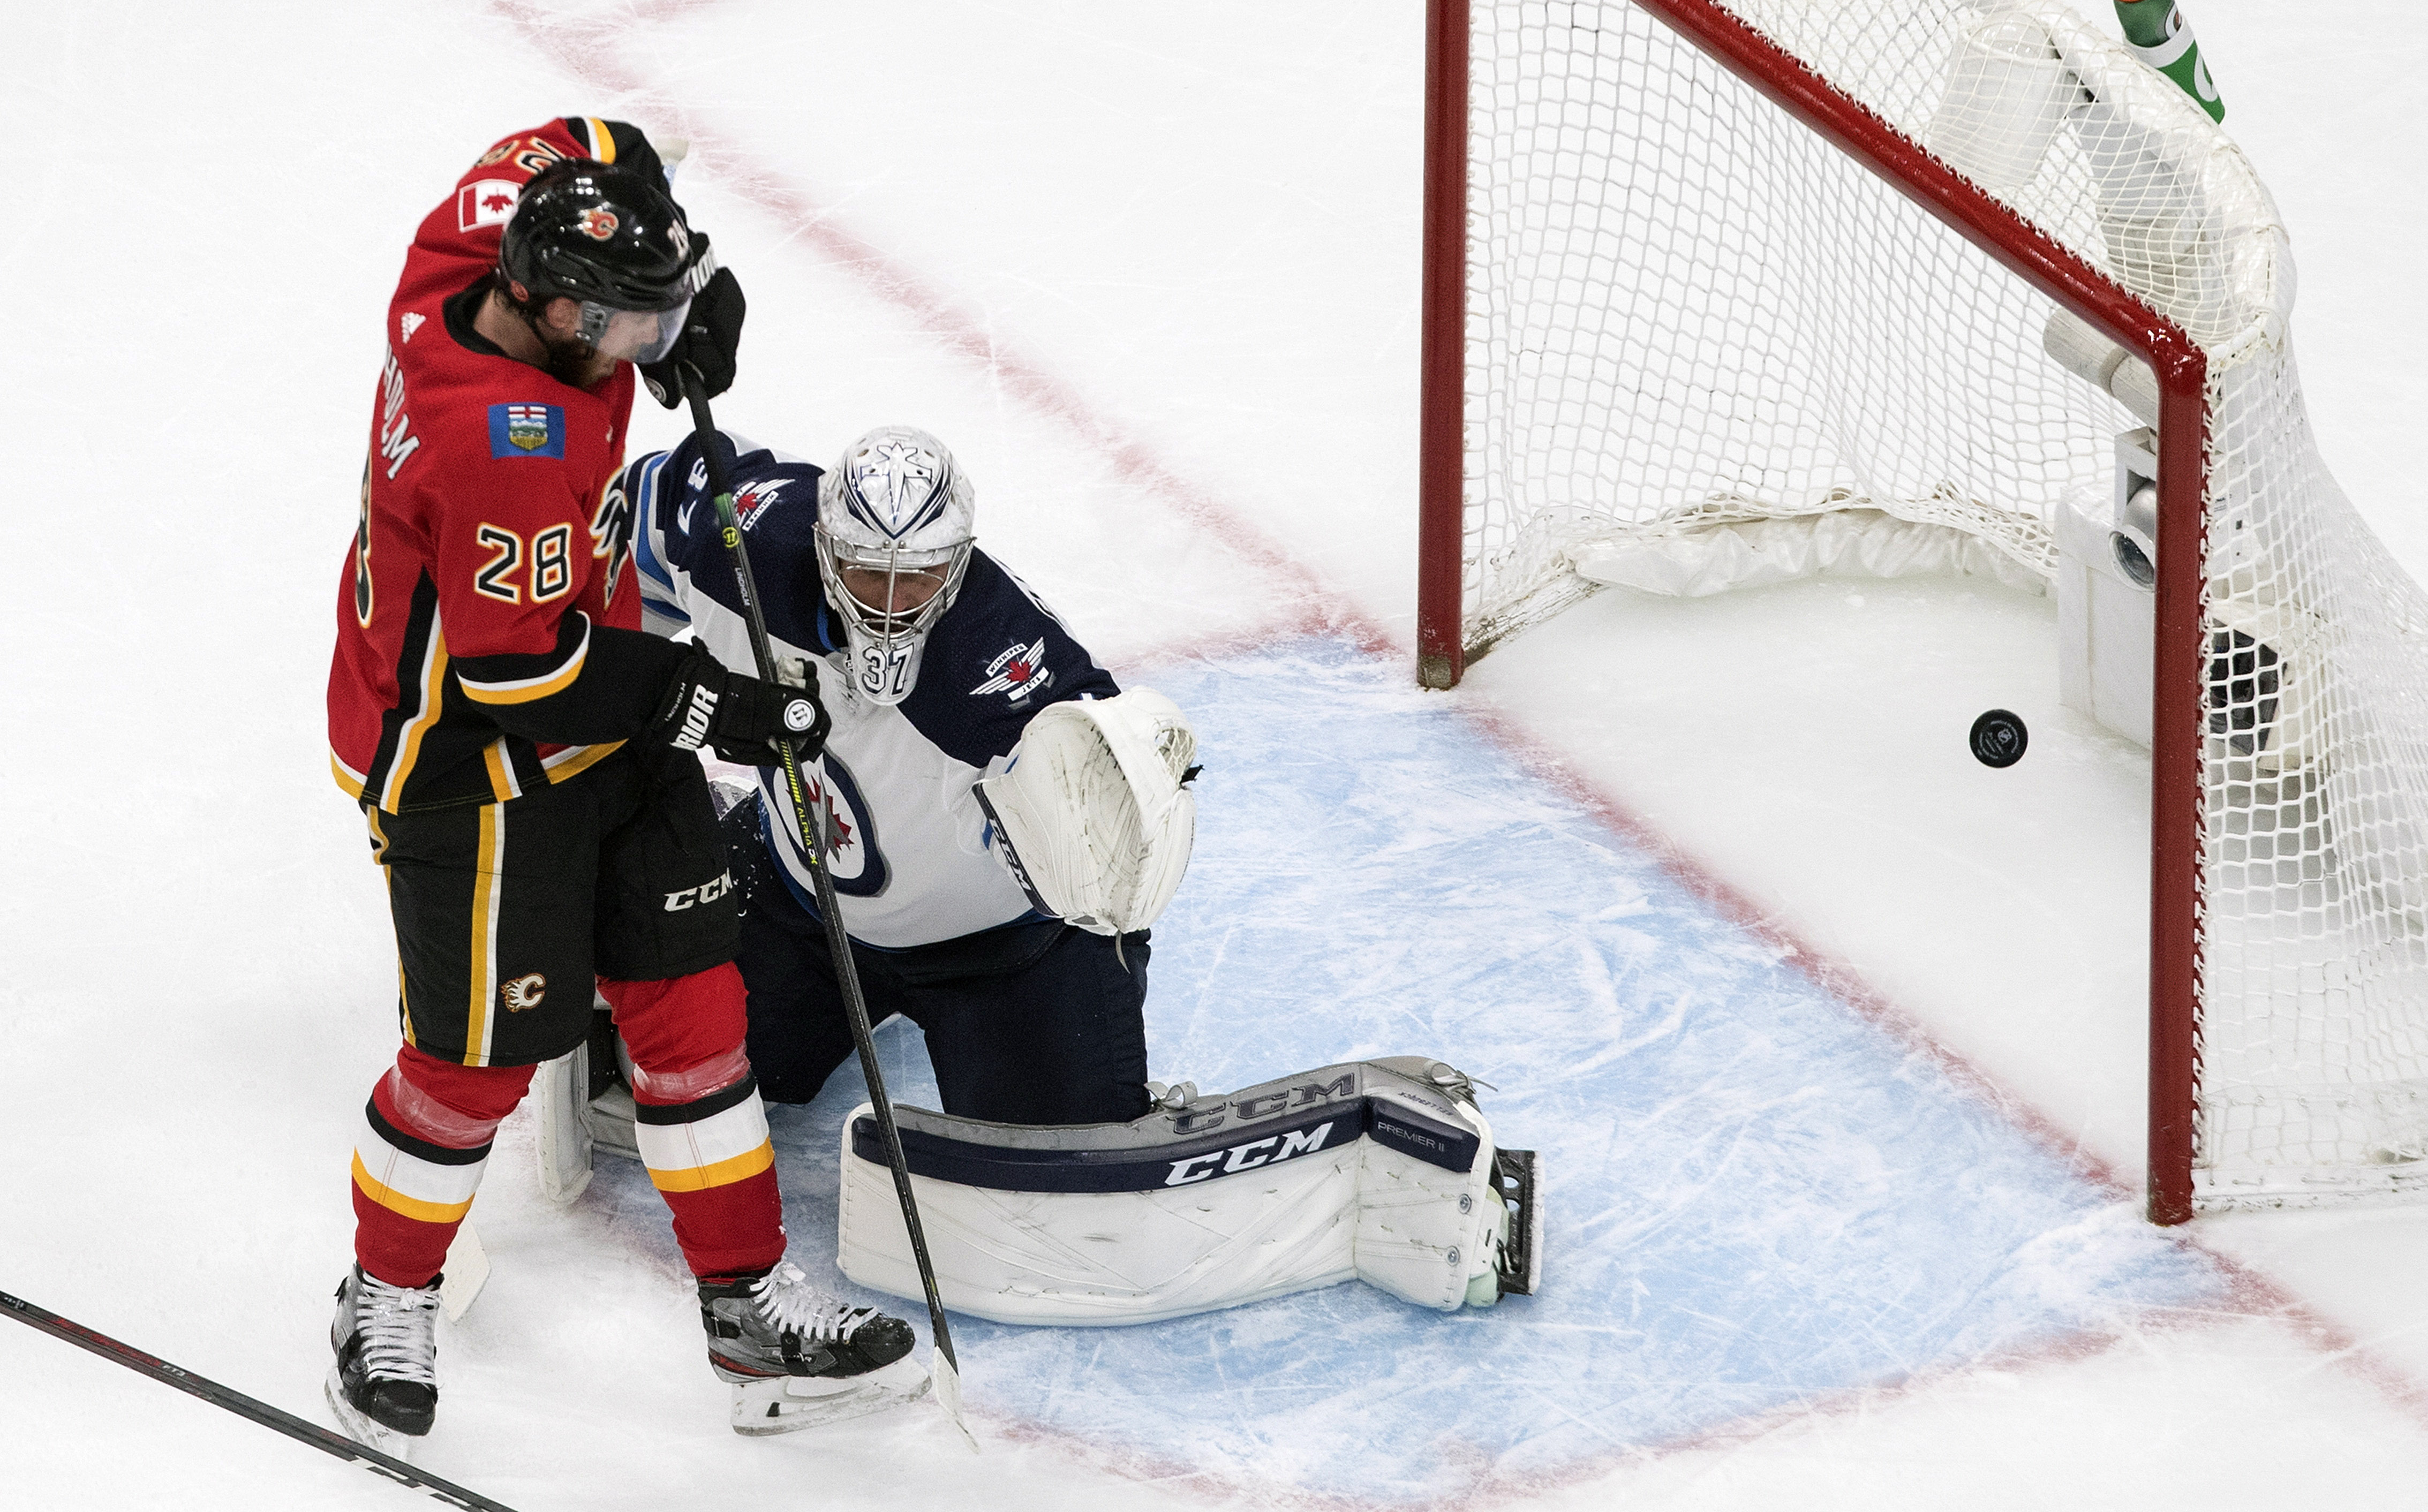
[1419,0,2428,1223]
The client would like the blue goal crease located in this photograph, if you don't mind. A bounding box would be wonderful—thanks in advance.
[677,636,2222,1499]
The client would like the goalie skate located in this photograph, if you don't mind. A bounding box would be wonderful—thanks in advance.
[699,1261,929,1436]
[1473,1146,1543,1304]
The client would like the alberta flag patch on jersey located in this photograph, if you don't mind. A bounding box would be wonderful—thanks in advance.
[489,404,564,459]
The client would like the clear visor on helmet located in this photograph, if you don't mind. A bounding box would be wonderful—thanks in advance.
[577,297,692,364]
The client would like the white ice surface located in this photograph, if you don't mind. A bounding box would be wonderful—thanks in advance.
[5,3,2428,1509]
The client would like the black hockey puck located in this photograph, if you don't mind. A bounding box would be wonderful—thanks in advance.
[1970,709,2029,768]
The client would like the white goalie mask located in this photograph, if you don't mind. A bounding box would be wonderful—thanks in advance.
[814,425,976,705]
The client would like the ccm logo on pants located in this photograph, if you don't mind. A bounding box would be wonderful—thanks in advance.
[663,872,736,912]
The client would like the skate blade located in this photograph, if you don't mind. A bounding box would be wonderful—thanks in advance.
[323,1365,421,1462]
[728,1355,931,1437]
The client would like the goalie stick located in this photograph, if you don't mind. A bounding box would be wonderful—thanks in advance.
[675,364,976,1451]
[0,1288,518,1512]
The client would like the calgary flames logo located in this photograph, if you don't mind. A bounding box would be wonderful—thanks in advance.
[500,973,548,1012]
[576,206,619,241]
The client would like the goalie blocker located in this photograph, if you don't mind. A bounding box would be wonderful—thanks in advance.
[836,1058,1541,1325]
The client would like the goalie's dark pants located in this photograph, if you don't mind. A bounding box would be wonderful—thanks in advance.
[731,816,1154,1127]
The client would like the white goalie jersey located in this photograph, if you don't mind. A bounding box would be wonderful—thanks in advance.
[617,429,1128,947]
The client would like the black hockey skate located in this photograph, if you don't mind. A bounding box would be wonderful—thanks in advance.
[698,1260,928,1435]
[325,1264,440,1456]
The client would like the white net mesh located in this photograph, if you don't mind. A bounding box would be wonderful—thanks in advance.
[1462,0,2428,1206]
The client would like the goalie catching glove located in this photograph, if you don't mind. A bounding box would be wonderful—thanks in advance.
[974,688,1199,935]
[653,643,829,766]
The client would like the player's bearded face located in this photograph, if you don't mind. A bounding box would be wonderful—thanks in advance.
[536,331,602,386]
[529,297,616,387]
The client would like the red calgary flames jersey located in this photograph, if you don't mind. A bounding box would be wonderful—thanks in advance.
[330,118,649,814]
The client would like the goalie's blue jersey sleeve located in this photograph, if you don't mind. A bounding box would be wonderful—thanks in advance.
[615,429,1120,948]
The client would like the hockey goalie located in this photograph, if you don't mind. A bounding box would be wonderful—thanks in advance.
[599,670,1545,1324]
[856,699,1542,1321]
[539,420,1543,1325]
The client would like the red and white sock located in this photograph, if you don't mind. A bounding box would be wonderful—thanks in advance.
[605,965,786,1280]
[351,1045,534,1288]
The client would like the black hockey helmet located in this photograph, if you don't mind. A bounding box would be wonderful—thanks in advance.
[499,158,705,314]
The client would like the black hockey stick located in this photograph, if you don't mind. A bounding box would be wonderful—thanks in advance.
[0,1288,518,1511]
[675,365,975,1450]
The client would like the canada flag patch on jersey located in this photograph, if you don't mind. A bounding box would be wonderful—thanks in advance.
[489,404,564,458]
[457,179,520,232]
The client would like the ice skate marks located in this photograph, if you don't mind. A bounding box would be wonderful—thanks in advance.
[759,638,2220,1501]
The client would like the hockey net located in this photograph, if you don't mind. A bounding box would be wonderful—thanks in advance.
[1419,0,2428,1216]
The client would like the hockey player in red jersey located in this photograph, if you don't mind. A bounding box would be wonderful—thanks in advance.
[326,119,925,1449]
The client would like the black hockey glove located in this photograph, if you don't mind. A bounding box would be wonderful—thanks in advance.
[640,262,746,409]
[652,645,828,766]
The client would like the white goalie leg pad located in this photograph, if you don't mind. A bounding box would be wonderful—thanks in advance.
[533,1044,594,1204]
[836,1058,1539,1325]
[533,1001,652,1194]
[974,688,1197,935]
[438,1221,490,1322]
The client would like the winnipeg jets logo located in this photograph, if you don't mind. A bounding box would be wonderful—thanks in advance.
[590,479,634,603]
[971,638,1053,704]
[734,478,786,532]
[500,974,547,1012]
[816,800,855,853]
